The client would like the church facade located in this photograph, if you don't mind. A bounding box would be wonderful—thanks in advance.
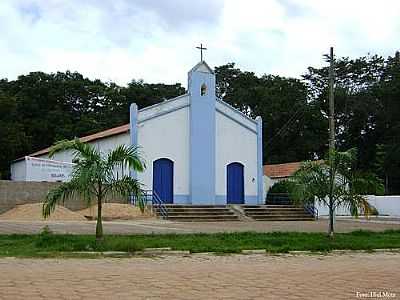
[11,61,264,205]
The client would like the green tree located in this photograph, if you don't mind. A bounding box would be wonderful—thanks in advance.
[0,89,30,178]
[215,63,326,164]
[42,139,145,240]
[0,71,185,179]
[289,149,384,236]
[303,54,400,193]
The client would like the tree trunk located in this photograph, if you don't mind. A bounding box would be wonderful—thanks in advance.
[328,200,334,237]
[95,193,103,240]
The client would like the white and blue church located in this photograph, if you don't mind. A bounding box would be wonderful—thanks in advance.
[11,60,264,205]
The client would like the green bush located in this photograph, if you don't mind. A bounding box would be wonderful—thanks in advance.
[267,180,293,194]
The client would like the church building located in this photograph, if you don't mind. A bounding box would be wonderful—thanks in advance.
[11,61,264,205]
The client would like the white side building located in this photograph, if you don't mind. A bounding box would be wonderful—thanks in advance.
[11,61,264,205]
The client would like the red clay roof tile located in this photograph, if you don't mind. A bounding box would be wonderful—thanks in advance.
[29,123,130,157]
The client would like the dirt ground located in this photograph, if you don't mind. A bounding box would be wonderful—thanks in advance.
[0,203,85,221]
[0,203,154,222]
[78,203,153,220]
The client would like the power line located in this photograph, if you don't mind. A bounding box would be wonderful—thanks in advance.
[265,105,307,147]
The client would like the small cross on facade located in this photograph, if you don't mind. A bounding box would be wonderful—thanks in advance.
[196,43,207,62]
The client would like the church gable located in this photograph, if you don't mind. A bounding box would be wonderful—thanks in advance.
[137,94,189,124]
[215,99,258,134]
[189,61,214,74]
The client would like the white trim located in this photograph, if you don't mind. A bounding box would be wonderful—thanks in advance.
[216,99,258,133]
[138,94,189,113]
[216,98,257,125]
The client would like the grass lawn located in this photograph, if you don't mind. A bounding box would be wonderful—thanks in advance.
[0,229,400,257]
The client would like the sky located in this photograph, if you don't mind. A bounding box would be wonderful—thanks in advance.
[1,0,400,87]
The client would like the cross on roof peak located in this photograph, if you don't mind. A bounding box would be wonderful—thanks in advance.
[196,43,207,62]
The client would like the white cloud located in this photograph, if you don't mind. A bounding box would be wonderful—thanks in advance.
[1,0,399,87]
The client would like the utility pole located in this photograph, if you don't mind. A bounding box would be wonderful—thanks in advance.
[328,46,335,237]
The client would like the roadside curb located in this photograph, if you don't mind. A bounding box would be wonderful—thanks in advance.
[64,248,400,258]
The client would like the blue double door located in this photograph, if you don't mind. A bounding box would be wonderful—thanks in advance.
[227,162,245,204]
[153,158,174,204]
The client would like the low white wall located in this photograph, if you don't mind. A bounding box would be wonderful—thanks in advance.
[264,176,281,191]
[316,195,400,217]
[367,195,400,217]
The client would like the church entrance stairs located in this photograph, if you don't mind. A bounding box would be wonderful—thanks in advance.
[153,204,315,222]
[242,205,315,221]
[154,205,240,222]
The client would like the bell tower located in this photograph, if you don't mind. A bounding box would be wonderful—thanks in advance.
[188,61,216,204]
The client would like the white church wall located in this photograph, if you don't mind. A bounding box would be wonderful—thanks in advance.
[215,110,258,204]
[90,133,130,156]
[91,133,131,177]
[137,106,190,203]
[10,160,26,181]
[36,133,130,164]
[33,133,131,180]
[138,95,189,123]
[39,149,75,163]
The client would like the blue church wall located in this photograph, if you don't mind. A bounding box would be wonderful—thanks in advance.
[129,103,138,180]
[256,116,264,204]
[189,63,216,205]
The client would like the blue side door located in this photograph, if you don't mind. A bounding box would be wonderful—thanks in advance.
[153,158,174,204]
[227,162,244,204]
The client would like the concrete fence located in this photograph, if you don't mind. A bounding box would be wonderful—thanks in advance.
[316,195,400,217]
[0,180,126,214]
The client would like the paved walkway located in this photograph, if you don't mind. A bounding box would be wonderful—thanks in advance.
[0,252,398,299]
[0,218,399,235]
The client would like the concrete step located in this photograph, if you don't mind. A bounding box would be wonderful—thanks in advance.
[245,211,310,216]
[165,211,235,216]
[243,208,306,212]
[163,205,227,208]
[251,216,315,221]
[167,215,240,222]
[240,205,315,221]
[155,208,233,213]
[154,205,240,221]
[242,205,299,209]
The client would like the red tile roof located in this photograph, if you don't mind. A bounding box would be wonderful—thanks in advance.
[29,123,130,157]
[264,160,324,178]
[263,162,302,178]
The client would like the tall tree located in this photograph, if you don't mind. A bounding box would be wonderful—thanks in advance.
[0,71,185,179]
[304,54,400,193]
[215,63,326,164]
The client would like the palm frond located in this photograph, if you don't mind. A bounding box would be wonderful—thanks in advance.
[107,145,146,172]
[106,175,143,199]
[49,138,101,163]
[42,180,80,218]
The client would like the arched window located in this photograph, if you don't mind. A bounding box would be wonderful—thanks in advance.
[200,83,207,96]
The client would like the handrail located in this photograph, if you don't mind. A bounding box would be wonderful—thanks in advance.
[151,190,168,219]
[304,202,318,220]
[139,189,168,219]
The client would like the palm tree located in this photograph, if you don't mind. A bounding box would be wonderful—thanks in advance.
[289,148,384,237]
[42,139,145,240]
